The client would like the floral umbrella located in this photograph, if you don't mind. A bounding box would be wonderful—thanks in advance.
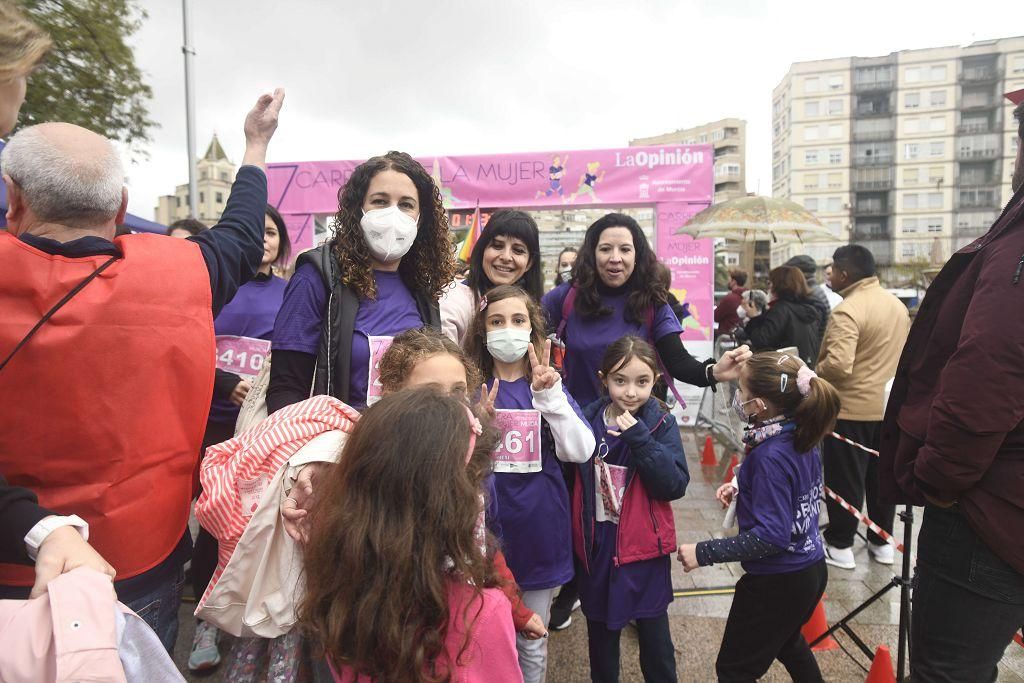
[678,195,837,243]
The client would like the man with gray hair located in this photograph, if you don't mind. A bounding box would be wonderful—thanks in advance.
[879,87,1024,679]
[0,89,285,655]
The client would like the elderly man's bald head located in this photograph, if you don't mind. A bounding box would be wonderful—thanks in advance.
[1,122,125,228]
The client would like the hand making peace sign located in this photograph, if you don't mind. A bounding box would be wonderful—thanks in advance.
[528,340,560,392]
[478,378,500,418]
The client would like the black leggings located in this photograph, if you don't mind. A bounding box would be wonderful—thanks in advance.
[716,560,827,683]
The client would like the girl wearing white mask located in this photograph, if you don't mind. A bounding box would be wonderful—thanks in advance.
[268,151,455,412]
[441,210,546,344]
[465,285,595,683]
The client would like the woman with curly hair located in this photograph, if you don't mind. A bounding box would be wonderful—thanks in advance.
[440,209,545,344]
[542,213,750,410]
[300,387,523,682]
[268,151,456,412]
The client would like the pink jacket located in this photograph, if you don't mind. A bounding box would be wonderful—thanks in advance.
[331,583,522,683]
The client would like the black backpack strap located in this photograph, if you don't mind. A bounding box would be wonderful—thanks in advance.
[0,255,118,373]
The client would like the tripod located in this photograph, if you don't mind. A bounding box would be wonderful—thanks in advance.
[810,504,915,681]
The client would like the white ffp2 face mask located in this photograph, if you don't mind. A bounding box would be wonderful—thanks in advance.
[360,206,418,263]
[486,328,531,363]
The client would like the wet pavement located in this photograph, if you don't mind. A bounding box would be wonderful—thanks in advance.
[174,427,1024,681]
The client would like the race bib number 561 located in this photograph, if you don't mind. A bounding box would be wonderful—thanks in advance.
[492,409,542,474]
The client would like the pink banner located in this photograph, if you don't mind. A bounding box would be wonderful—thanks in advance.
[656,202,715,342]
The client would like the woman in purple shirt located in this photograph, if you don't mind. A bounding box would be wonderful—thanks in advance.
[268,152,455,412]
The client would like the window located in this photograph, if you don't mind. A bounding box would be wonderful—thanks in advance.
[903,167,920,184]
[829,149,842,165]
[804,101,820,117]
[905,92,920,108]
[199,191,205,203]
[805,150,820,164]
[828,75,843,90]
[929,141,945,157]
[804,126,820,141]
[215,192,224,203]
[902,242,920,259]
[826,197,842,212]
[904,143,920,159]
[713,129,725,141]
[905,118,920,134]
[930,90,946,107]
[929,65,947,82]
[903,218,919,233]
[828,99,843,115]
[928,192,943,209]
[928,166,944,183]
[905,193,919,209]
[929,117,946,132]
[803,174,820,190]
[175,196,181,208]
[927,217,943,233]
[905,67,921,83]
[220,172,229,181]
[1014,55,1024,73]
[200,170,207,180]
[828,124,842,139]
[699,134,708,143]
[805,77,820,93]
[804,197,820,211]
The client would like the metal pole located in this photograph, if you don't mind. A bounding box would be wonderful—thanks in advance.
[181,0,198,218]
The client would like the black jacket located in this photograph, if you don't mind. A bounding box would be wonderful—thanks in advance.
[739,295,822,367]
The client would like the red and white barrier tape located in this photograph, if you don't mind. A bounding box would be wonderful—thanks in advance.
[823,485,905,555]
[829,431,880,456]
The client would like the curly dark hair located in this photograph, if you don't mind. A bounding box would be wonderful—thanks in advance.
[573,213,667,324]
[378,327,482,395]
[330,151,455,300]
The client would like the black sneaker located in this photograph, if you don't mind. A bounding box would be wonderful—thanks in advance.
[549,598,581,631]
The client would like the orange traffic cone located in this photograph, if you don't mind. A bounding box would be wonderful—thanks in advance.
[701,435,717,465]
[864,645,895,683]
[722,453,739,483]
[801,598,838,651]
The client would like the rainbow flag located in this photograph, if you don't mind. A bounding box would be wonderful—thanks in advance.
[457,203,482,262]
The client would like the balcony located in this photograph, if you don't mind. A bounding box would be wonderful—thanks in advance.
[853,202,891,217]
[853,154,894,167]
[853,129,895,142]
[961,66,998,83]
[955,224,991,239]
[849,237,893,265]
[853,178,893,191]
[957,188,1001,209]
[956,148,1000,160]
[853,79,895,93]
[961,97,996,110]
[956,122,993,134]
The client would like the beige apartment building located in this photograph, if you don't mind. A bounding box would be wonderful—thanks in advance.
[154,135,238,227]
[631,119,766,281]
[772,37,1024,278]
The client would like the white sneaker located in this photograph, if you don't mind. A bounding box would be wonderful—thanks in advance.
[824,543,856,570]
[868,542,895,565]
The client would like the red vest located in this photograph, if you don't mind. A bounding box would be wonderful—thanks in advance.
[0,232,215,584]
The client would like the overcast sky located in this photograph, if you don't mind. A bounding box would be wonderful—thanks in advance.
[121,0,1016,220]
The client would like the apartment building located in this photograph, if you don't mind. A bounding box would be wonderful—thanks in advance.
[772,37,1024,277]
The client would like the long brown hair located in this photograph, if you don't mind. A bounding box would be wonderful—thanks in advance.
[465,285,548,379]
[378,327,481,394]
[300,388,500,682]
[744,351,840,452]
[330,151,455,300]
[768,265,811,300]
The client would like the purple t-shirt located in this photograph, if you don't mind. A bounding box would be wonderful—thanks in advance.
[489,377,579,591]
[578,408,672,628]
[272,264,422,409]
[542,282,683,408]
[736,431,825,575]
[210,275,287,424]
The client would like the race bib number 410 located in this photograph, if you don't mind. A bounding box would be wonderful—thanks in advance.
[216,336,271,380]
[492,409,542,474]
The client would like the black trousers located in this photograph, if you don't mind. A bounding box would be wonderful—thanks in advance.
[586,614,677,683]
[716,560,827,683]
[191,419,235,607]
[823,419,894,548]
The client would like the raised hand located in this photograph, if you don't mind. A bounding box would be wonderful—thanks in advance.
[242,88,285,168]
[712,344,752,383]
[607,410,638,437]
[527,340,559,392]
[478,379,500,418]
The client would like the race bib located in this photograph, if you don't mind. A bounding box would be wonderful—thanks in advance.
[596,458,628,524]
[216,336,271,381]
[491,409,542,473]
[366,336,394,405]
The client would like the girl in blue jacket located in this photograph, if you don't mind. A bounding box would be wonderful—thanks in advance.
[678,351,841,682]
[572,335,689,683]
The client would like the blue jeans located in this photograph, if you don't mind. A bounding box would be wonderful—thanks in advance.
[124,565,186,654]
[911,505,1024,683]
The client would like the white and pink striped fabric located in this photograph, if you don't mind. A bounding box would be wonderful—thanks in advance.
[195,396,360,606]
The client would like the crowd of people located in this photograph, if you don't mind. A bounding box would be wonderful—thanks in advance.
[3,2,1024,682]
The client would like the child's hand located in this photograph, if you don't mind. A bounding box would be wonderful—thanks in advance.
[478,379,500,418]
[528,340,559,392]
[607,411,638,437]
[715,483,737,509]
[677,543,700,572]
[521,612,548,640]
